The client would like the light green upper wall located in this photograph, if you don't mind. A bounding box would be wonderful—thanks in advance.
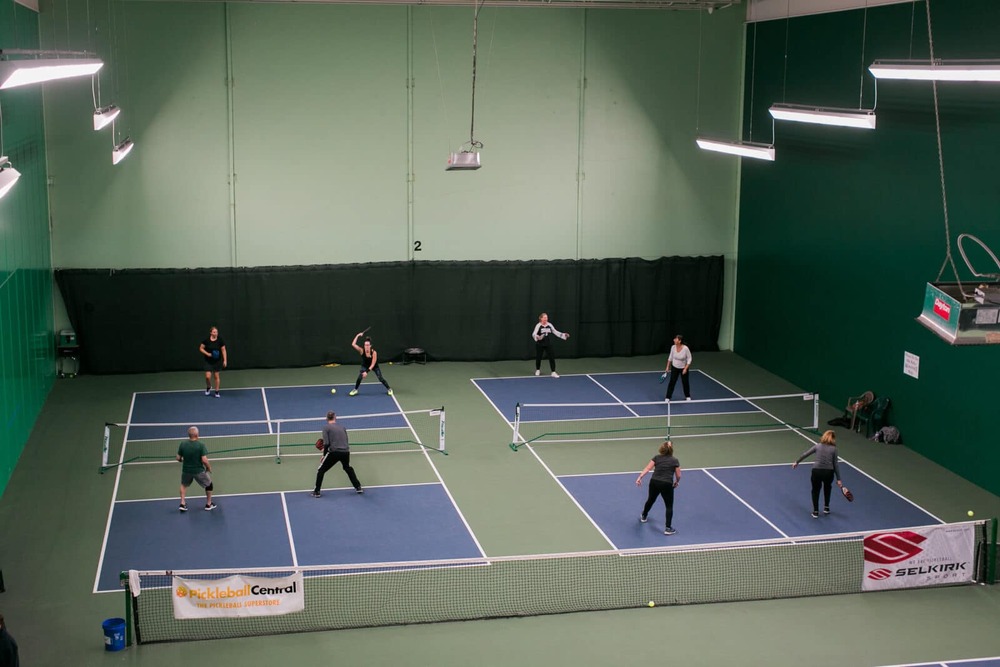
[40,1,744,269]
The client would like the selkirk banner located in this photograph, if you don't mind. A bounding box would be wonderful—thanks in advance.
[862,524,975,591]
[172,572,305,619]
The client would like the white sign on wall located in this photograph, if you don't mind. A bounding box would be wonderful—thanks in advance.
[903,351,919,379]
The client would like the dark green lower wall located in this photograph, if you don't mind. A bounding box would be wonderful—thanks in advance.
[735,0,1000,496]
[56,256,723,373]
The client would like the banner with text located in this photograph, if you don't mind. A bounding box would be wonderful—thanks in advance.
[862,524,975,591]
[172,572,305,619]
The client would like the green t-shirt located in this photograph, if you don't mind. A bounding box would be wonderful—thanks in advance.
[177,439,208,474]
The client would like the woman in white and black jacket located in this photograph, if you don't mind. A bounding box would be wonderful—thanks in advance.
[531,312,569,378]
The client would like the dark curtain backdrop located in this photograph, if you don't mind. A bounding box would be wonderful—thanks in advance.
[55,257,723,374]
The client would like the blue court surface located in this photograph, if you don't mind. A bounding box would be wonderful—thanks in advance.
[473,370,757,423]
[96,482,483,592]
[127,383,403,441]
[558,462,940,549]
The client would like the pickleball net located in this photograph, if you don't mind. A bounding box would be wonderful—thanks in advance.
[122,519,996,644]
[509,392,819,450]
[100,407,446,472]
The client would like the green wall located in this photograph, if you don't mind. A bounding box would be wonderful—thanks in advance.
[0,0,55,496]
[735,1,1000,495]
[39,1,745,344]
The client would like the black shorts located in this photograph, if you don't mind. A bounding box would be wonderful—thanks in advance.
[203,359,223,372]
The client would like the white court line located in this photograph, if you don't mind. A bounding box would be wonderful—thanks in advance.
[876,658,1000,667]
[114,482,441,504]
[702,468,791,540]
[280,492,299,567]
[587,374,640,417]
[398,407,489,559]
[470,378,516,426]
[524,441,619,550]
[261,387,273,434]
[836,458,944,524]
[93,392,138,595]
[695,369,815,444]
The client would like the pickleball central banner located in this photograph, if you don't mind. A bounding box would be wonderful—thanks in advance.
[172,573,304,619]
[862,524,975,591]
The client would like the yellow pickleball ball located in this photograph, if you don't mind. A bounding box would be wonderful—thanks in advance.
[968,510,974,517]
[330,388,337,394]
[647,601,655,608]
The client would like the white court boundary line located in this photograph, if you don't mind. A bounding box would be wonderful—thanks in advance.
[94,482,460,594]
[696,369,944,524]
[280,492,299,567]
[93,392,138,594]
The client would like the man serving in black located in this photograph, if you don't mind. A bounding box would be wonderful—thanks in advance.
[312,411,363,497]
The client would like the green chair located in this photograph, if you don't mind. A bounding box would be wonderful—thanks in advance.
[856,396,890,437]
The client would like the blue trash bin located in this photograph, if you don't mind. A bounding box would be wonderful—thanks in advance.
[102,617,126,651]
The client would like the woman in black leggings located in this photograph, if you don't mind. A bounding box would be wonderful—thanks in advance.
[635,440,682,535]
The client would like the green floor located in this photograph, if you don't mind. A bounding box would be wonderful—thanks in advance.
[2,352,999,666]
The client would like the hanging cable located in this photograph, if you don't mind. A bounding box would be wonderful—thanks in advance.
[924,0,964,296]
[466,0,486,151]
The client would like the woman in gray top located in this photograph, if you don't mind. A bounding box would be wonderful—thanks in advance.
[636,440,682,535]
[792,429,844,518]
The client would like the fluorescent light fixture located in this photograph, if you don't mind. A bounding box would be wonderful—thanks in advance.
[0,58,103,90]
[870,59,1000,82]
[0,157,21,199]
[446,151,481,171]
[112,138,134,165]
[696,138,775,161]
[93,105,121,131]
[769,103,876,130]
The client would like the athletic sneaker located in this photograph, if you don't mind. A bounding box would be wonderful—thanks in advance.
[640,515,648,523]
[534,370,540,376]
[204,389,211,396]
[214,392,221,398]
[811,510,819,518]
[349,389,358,396]
[310,492,322,498]
[823,507,830,515]
[205,503,217,511]
[355,487,364,494]
[179,503,188,512]
[664,527,676,535]
[686,397,692,401]
[551,372,559,378]
[387,389,393,396]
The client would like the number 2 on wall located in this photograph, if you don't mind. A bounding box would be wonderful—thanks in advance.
[414,241,422,252]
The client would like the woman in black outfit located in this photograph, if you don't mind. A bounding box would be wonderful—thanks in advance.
[636,440,682,535]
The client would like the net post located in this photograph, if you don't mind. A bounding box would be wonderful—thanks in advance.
[275,419,282,464]
[666,399,672,437]
[813,393,820,431]
[102,423,112,472]
[511,403,521,451]
[989,517,998,584]
[438,406,446,452]
[120,571,133,647]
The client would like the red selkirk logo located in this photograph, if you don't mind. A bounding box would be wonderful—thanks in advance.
[863,531,927,565]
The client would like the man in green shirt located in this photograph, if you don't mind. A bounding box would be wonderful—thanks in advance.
[177,426,216,512]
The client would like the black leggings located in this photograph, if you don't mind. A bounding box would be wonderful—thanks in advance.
[355,364,390,390]
[314,450,361,493]
[665,366,690,399]
[810,468,835,511]
[642,479,675,528]
[535,343,556,372]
